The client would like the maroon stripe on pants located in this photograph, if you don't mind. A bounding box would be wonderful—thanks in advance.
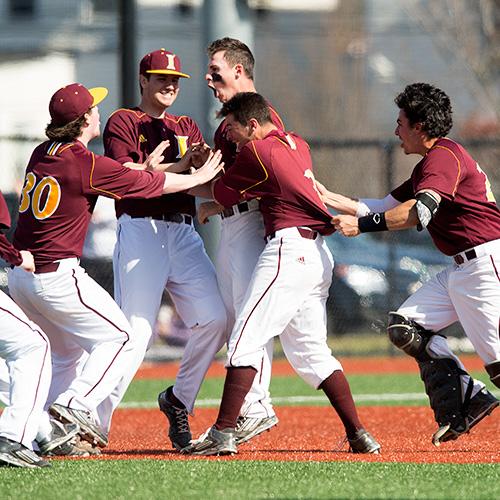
[72,270,130,398]
[229,238,283,367]
[490,256,500,341]
[0,306,49,443]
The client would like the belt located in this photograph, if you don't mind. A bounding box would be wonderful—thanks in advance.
[130,213,193,225]
[221,202,250,219]
[266,227,318,243]
[34,261,60,274]
[453,249,477,265]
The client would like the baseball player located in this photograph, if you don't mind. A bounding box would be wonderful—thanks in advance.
[0,190,52,467]
[7,83,223,452]
[194,38,286,443]
[189,92,380,456]
[327,83,499,446]
[102,49,227,451]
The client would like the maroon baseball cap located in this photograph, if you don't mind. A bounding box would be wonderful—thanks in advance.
[49,83,108,126]
[139,49,190,79]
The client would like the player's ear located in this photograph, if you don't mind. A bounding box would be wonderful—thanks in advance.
[234,63,244,79]
[139,74,148,91]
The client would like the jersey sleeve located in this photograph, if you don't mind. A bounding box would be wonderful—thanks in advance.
[390,179,414,202]
[414,146,462,200]
[103,112,139,164]
[0,192,21,265]
[81,151,166,200]
[213,143,268,207]
[0,191,11,230]
[0,233,22,266]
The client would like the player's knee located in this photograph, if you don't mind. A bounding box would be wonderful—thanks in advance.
[485,360,500,389]
[387,312,430,359]
[202,306,227,337]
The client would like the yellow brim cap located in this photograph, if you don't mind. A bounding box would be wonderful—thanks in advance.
[146,70,190,79]
[89,87,109,106]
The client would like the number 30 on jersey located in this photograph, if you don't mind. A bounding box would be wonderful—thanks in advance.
[19,173,61,220]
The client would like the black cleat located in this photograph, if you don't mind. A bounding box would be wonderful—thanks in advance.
[158,386,191,450]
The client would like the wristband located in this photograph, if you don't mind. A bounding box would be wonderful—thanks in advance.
[358,212,388,233]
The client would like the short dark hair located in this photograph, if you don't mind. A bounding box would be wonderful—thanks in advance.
[220,92,271,126]
[207,37,254,79]
[45,113,88,142]
[395,83,453,138]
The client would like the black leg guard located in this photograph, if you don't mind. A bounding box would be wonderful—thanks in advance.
[387,312,473,443]
[485,360,500,389]
[387,312,428,357]
[417,357,473,440]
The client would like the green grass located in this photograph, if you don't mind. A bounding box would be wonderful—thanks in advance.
[0,461,498,499]
[2,369,498,499]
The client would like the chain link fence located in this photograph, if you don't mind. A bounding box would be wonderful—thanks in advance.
[1,135,499,354]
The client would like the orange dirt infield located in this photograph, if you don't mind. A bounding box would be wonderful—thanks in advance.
[64,355,498,464]
[135,355,486,379]
[96,406,499,464]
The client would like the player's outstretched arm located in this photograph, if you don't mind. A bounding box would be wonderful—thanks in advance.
[332,199,419,237]
[315,181,359,215]
[161,150,224,194]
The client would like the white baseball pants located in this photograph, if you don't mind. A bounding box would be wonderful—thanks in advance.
[397,239,500,394]
[99,216,227,426]
[8,258,135,419]
[216,205,275,418]
[0,289,51,448]
[227,227,342,389]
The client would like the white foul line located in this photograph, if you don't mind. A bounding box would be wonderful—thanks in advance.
[119,392,437,409]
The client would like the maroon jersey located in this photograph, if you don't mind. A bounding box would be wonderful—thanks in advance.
[214,102,285,170]
[0,190,22,266]
[391,137,500,255]
[213,129,334,236]
[103,107,204,218]
[13,140,165,268]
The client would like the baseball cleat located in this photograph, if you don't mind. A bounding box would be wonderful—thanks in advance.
[71,436,102,456]
[49,403,108,448]
[0,436,51,468]
[347,429,381,454]
[433,388,499,445]
[235,415,279,445]
[37,419,80,456]
[189,426,237,456]
[158,386,192,450]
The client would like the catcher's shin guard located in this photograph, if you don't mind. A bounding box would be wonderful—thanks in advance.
[387,312,430,358]
[387,312,473,442]
[417,355,473,441]
[485,360,500,389]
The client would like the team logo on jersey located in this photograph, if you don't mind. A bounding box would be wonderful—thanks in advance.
[297,256,305,264]
[139,134,147,143]
[175,135,189,158]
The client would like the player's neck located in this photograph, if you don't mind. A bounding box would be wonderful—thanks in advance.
[420,137,440,155]
[255,123,278,140]
[237,80,257,93]
[139,99,167,119]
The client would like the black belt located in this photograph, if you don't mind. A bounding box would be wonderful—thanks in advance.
[453,249,477,265]
[130,213,193,225]
[266,227,318,242]
[34,262,60,274]
[221,202,250,219]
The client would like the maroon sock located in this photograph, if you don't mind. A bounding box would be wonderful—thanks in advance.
[214,366,257,430]
[320,370,363,439]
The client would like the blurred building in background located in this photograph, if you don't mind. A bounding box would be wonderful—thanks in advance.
[0,0,498,342]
